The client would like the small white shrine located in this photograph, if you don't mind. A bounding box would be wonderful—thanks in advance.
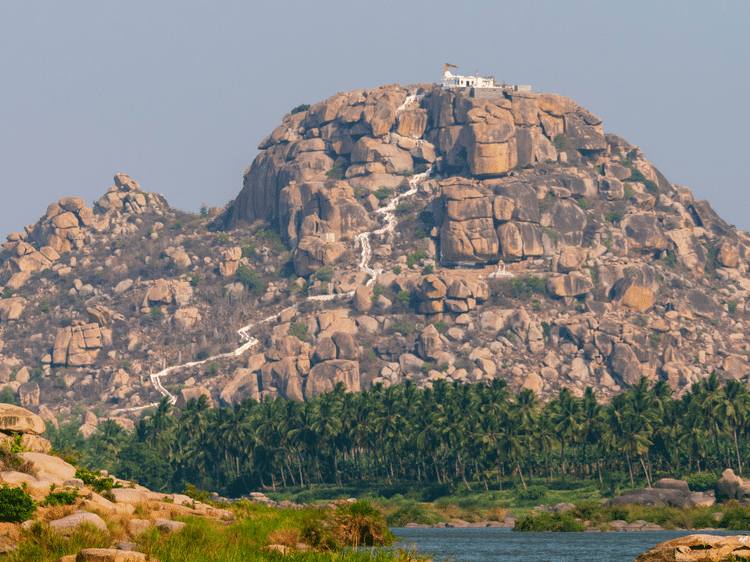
[441,63,531,93]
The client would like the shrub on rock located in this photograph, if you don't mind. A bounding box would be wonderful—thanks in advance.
[0,484,36,522]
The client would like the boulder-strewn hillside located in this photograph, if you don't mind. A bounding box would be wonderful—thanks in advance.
[1,81,749,433]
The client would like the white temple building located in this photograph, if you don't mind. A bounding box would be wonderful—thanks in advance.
[441,69,497,89]
[440,63,531,93]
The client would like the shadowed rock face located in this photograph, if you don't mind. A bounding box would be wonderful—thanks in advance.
[0,404,46,434]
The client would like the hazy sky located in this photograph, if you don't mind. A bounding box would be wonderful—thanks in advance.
[2,1,749,237]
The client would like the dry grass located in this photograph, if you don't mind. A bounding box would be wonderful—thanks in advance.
[0,522,20,542]
[334,514,388,547]
[484,505,508,522]
[434,503,466,521]
[38,505,77,522]
[267,527,299,547]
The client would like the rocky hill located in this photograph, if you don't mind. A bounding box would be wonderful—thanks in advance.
[1,80,749,432]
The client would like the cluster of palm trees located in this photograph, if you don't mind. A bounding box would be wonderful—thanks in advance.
[46,374,750,496]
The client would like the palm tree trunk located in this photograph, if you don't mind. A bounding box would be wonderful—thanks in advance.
[297,451,305,486]
[432,454,442,483]
[333,450,342,487]
[639,455,652,488]
[560,443,566,475]
[517,462,527,490]
[625,454,634,488]
[734,428,742,476]
[457,452,472,491]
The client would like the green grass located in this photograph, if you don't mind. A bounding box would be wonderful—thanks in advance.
[8,502,398,562]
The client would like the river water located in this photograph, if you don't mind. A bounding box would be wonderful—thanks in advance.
[391,527,745,562]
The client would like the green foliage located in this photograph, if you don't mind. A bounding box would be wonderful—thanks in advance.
[407,249,429,269]
[196,350,210,361]
[288,322,309,342]
[540,226,558,247]
[648,333,662,348]
[183,483,211,502]
[75,467,121,494]
[0,386,16,405]
[215,232,229,244]
[14,519,110,560]
[206,362,219,375]
[516,485,548,502]
[315,265,335,283]
[2,287,15,299]
[186,273,203,287]
[704,244,721,274]
[510,275,547,299]
[414,227,427,239]
[634,315,648,328]
[508,278,525,298]
[393,265,402,275]
[391,318,415,336]
[623,184,634,200]
[396,201,414,214]
[116,442,174,492]
[577,198,588,210]
[541,321,551,340]
[241,242,256,257]
[150,306,164,320]
[686,472,718,492]
[200,203,209,216]
[386,502,439,526]
[433,320,448,333]
[605,210,626,224]
[718,504,750,530]
[237,264,265,294]
[728,300,738,314]
[395,290,411,310]
[662,253,676,268]
[255,227,287,252]
[420,263,434,276]
[0,485,36,522]
[373,187,395,200]
[30,367,44,383]
[621,160,659,194]
[40,298,51,312]
[43,486,79,507]
[371,284,385,301]
[326,165,343,180]
[170,219,183,231]
[9,433,28,453]
[514,511,585,532]
[290,103,310,115]
[420,362,435,374]
[552,135,576,153]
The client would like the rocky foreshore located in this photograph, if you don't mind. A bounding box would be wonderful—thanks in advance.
[635,534,750,562]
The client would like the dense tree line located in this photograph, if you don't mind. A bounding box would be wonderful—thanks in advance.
[45,374,750,497]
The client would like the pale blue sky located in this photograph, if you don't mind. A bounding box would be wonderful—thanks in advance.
[2,1,749,235]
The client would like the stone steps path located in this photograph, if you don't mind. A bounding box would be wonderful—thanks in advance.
[115,127,432,413]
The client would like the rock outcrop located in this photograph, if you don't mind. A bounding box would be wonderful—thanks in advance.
[634,534,750,562]
[0,80,749,417]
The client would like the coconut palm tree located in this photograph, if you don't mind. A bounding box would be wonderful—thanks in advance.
[714,379,749,475]
[549,388,581,476]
